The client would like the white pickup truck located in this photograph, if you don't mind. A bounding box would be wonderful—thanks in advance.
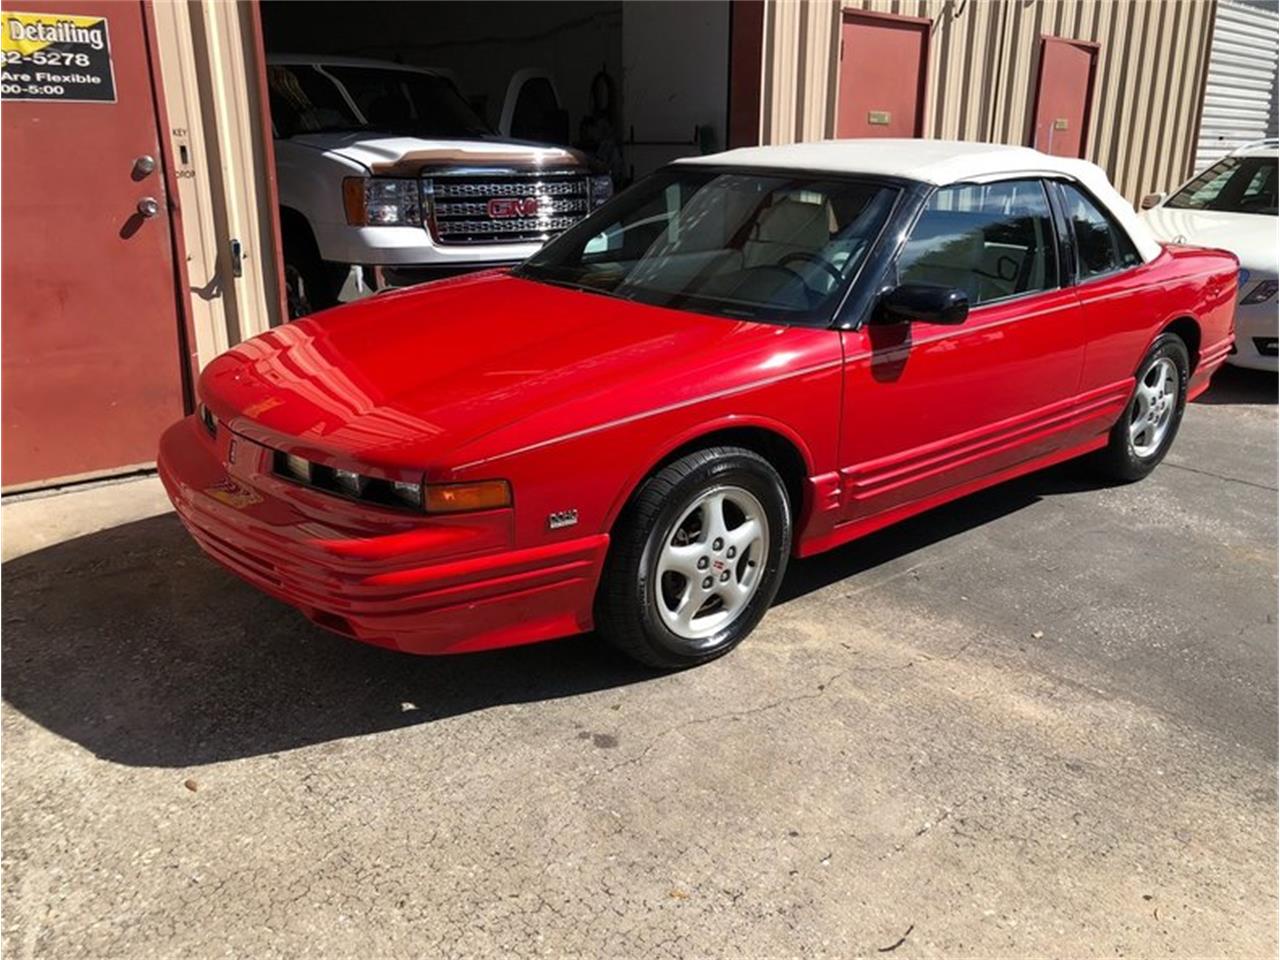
[267,56,612,316]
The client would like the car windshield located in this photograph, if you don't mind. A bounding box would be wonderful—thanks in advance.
[268,64,492,139]
[515,168,899,325]
[1166,155,1278,215]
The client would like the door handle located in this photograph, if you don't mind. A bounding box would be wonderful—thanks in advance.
[132,154,156,178]
[136,197,160,218]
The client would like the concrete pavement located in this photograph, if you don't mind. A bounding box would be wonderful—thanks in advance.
[2,366,1276,958]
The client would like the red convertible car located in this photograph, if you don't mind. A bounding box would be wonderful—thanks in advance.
[160,140,1237,668]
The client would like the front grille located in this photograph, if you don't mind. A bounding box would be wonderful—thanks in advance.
[1253,337,1279,357]
[425,170,589,245]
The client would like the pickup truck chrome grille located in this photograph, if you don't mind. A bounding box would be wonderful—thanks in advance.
[425,170,589,245]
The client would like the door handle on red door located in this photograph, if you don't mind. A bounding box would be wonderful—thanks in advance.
[136,197,160,218]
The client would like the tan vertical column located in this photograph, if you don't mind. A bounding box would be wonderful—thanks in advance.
[151,0,282,371]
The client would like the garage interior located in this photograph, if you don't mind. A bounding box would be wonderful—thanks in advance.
[260,1,734,185]
[253,0,741,315]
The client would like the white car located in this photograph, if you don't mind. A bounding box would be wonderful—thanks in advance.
[1140,142,1278,371]
[266,56,612,317]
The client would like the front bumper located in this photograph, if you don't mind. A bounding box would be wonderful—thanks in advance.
[158,416,608,655]
[1227,302,1279,372]
[312,220,546,269]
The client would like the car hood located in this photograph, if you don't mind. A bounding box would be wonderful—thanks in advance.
[284,133,588,176]
[200,272,829,473]
[1140,206,1278,274]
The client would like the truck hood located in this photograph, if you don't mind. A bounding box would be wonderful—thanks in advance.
[200,272,828,473]
[1140,206,1278,274]
[284,133,587,176]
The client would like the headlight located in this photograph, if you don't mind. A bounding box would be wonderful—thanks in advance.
[271,450,510,513]
[1241,279,1278,305]
[197,402,217,437]
[587,174,613,209]
[342,177,422,226]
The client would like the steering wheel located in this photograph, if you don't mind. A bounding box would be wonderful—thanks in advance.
[778,251,844,286]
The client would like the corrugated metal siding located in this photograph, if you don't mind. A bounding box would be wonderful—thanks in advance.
[761,0,1218,202]
[1196,0,1280,169]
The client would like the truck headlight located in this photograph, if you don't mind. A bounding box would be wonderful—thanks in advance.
[342,177,422,226]
[588,174,613,209]
[1241,279,1278,305]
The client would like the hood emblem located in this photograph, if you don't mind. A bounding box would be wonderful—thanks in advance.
[489,197,541,219]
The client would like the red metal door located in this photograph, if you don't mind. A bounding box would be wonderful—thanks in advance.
[2,0,186,488]
[1030,37,1098,158]
[836,11,929,139]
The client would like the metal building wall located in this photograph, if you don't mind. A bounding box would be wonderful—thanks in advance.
[761,0,1218,201]
[1195,0,1280,169]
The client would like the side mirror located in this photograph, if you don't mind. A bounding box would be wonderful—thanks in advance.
[1140,192,1166,210]
[876,284,969,326]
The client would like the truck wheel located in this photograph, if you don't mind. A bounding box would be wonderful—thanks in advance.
[1095,333,1189,481]
[282,223,340,319]
[595,447,792,669]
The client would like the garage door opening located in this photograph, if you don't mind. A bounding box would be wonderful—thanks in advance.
[255,0,739,318]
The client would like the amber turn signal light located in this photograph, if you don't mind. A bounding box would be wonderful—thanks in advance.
[342,177,367,226]
[424,480,512,513]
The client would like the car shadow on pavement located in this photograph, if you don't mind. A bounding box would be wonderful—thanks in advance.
[1195,364,1276,405]
[1,461,1110,769]
[775,458,1104,604]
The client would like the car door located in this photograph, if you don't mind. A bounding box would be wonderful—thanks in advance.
[837,177,1089,524]
[1052,180,1162,394]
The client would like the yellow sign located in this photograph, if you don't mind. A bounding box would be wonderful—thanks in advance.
[1,10,116,102]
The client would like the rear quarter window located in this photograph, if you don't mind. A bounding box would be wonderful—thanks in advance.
[1056,181,1142,281]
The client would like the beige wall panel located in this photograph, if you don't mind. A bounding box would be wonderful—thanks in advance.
[153,0,283,370]
[763,0,1216,202]
[152,0,231,367]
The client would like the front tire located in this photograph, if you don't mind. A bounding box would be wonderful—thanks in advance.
[1094,333,1189,481]
[282,227,342,319]
[595,447,792,669]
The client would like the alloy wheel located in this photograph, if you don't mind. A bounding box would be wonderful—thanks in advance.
[1128,356,1179,457]
[653,485,770,647]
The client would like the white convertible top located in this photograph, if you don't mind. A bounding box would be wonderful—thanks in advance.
[678,139,1162,263]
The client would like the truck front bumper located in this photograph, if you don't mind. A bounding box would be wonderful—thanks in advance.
[313,221,546,270]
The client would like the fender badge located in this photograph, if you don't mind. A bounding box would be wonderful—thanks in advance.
[547,509,579,530]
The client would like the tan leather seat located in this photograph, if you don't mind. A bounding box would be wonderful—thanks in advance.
[741,199,830,270]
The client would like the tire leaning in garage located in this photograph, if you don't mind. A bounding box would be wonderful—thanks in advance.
[1094,333,1190,481]
[595,446,792,669]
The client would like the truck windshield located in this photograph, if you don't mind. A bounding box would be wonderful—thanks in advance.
[1166,155,1278,216]
[268,64,492,139]
[515,168,898,325]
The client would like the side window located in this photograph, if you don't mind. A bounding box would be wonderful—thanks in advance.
[897,179,1058,306]
[267,65,356,138]
[1057,181,1142,281]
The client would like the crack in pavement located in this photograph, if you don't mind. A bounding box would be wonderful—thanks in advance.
[1163,460,1278,492]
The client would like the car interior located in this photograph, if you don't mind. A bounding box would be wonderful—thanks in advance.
[567,175,895,317]
[897,181,1054,305]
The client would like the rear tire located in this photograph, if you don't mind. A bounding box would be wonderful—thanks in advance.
[595,447,792,669]
[1094,333,1189,481]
